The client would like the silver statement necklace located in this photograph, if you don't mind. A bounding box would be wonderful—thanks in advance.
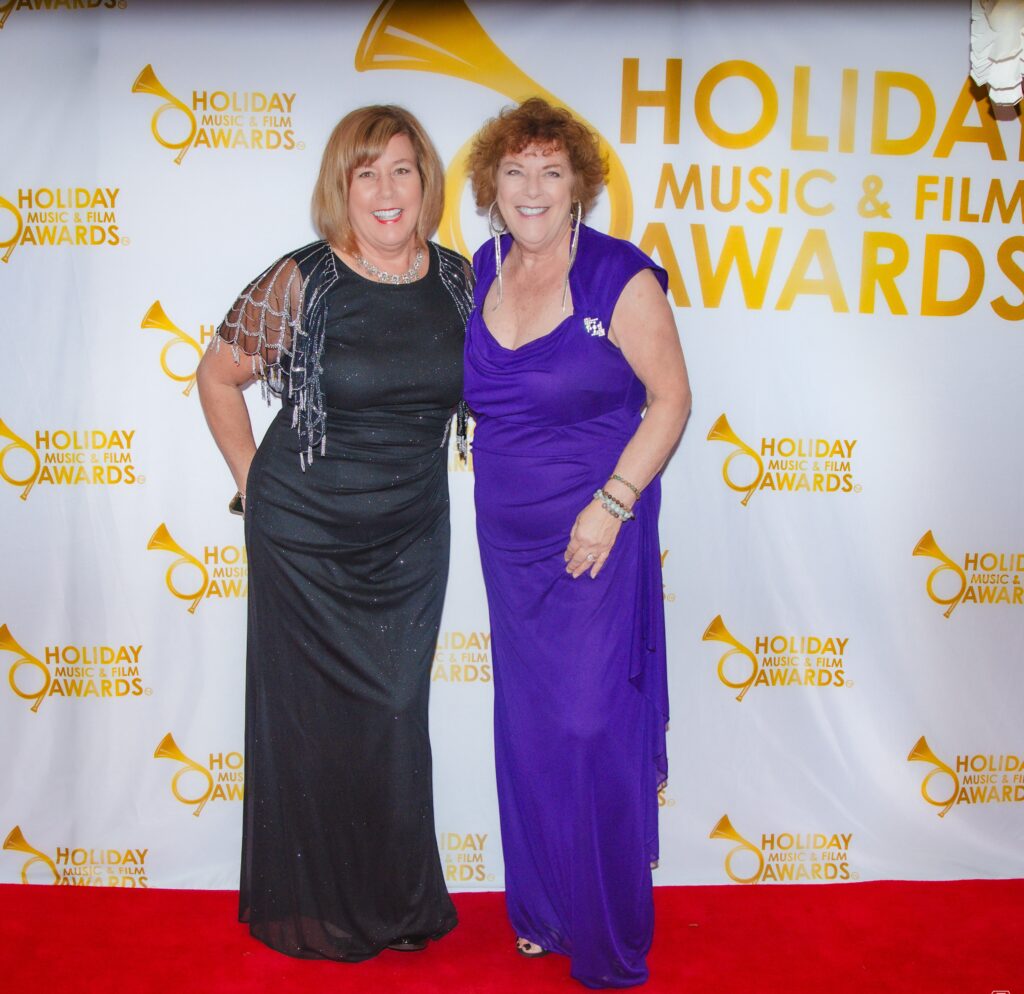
[353,247,424,284]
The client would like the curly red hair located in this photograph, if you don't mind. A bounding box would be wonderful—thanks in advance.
[467,98,607,222]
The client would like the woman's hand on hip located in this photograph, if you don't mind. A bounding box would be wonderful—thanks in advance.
[564,500,622,579]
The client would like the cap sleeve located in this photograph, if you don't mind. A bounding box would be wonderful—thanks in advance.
[433,242,475,325]
[215,254,303,392]
[574,226,668,331]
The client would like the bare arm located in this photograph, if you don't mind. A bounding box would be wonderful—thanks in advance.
[604,268,691,498]
[197,255,300,499]
[564,268,691,578]
[196,343,259,496]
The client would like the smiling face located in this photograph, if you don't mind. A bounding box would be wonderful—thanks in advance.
[346,132,423,261]
[495,143,575,255]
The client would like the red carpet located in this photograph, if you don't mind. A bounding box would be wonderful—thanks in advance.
[0,881,1020,993]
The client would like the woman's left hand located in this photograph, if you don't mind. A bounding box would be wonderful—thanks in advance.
[564,500,623,579]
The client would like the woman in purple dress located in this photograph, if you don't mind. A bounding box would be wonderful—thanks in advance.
[463,99,691,988]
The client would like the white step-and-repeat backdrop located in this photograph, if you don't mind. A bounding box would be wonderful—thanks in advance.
[1,0,1021,890]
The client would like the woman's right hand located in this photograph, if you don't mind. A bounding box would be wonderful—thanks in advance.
[563,499,625,579]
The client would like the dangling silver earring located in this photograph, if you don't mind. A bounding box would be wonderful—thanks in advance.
[561,200,583,313]
[488,201,507,310]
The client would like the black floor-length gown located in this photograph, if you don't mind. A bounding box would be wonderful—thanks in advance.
[223,242,467,960]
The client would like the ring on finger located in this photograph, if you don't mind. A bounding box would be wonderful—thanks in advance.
[585,553,596,561]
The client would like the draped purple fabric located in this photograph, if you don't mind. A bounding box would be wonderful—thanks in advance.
[464,224,670,988]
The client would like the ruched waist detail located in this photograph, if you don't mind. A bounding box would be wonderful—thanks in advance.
[279,403,452,457]
[472,410,640,459]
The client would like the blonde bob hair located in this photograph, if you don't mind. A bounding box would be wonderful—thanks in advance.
[311,105,445,253]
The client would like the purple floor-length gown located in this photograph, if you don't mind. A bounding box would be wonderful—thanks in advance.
[464,224,670,988]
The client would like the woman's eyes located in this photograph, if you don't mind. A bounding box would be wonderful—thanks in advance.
[502,167,562,178]
[356,167,411,179]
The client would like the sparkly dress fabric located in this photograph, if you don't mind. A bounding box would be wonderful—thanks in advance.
[463,225,670,988]
[220,242,467,960]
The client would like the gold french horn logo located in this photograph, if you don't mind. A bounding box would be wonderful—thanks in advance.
[707,414,764,506]
[0,195,24,263]
[912,531,967,619]
[0,417,41,500]
[131,64,197,165]
[3,826,59,884]
[355,0,634,257]
[709,814,764,884]
[147,523,209,613]
[141,301,204,396]
[154,732,215,816]
[0,624,50,713]
[702,615,759,701]
[907,735,959,818]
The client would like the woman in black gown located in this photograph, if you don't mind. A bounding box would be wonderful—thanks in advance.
[196,105,471,960]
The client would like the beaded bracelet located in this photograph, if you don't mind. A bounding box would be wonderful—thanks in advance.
[593,488,635,522]
[609,473,642,502]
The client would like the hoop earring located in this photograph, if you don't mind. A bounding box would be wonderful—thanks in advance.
[562,200,583,313]
[488,201,507,309]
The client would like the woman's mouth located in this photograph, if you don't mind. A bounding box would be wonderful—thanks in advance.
[372,208,403,222]
[516,206,548,217]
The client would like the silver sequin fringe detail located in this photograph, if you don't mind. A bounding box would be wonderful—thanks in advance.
[434,245,475,462]
[214,241,339,471]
